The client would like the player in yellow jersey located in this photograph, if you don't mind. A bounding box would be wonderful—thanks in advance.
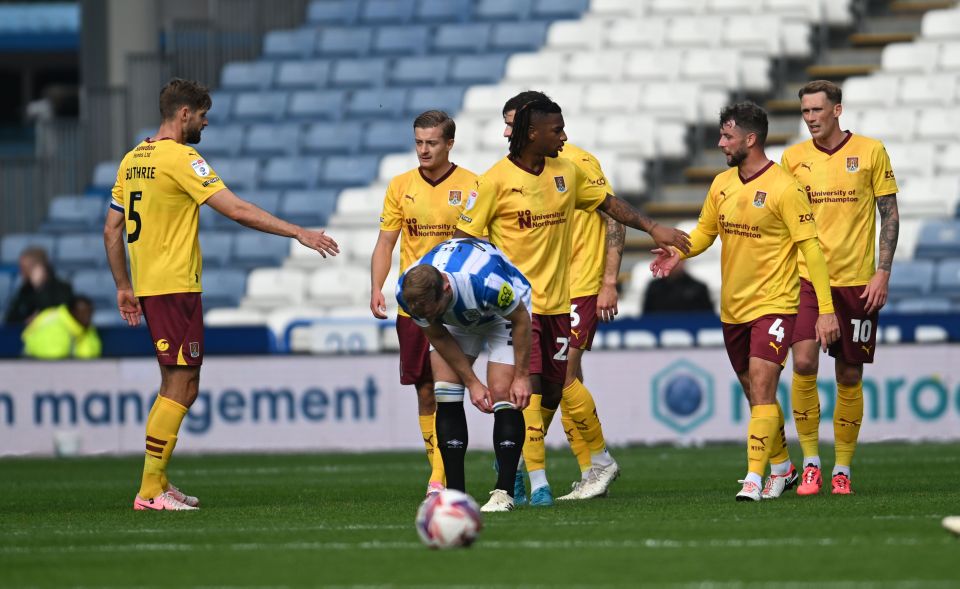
[501,91,623,502]
[369,110,478,497]
[104,78,338,511]
[781,80,900,496]
[651,102,840,501]
[456,95,690,506]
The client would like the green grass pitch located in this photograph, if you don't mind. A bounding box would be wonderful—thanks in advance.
[2,442,959,588]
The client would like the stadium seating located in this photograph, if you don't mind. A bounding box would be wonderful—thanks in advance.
[201,268,249,309]
[42,196,107,233]
[915,221,960,260]
[72,268,118,310]
[55,234,105,272]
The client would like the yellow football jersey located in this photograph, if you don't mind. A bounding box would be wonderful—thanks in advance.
[379,164,478,317]
[457,156,607,315]
[110,139,226,297]
[695,161,818,324]
[560,144,615,299]
[781,133,899,286]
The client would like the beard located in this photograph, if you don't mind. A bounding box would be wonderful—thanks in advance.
[185,125,202,144]
[726,148,747,167]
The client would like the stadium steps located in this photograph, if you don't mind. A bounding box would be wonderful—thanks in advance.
[889,0,957,14]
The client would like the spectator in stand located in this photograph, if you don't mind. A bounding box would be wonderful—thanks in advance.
[22,295,101,359]
[643,259,713,314]
[4,247,73,325]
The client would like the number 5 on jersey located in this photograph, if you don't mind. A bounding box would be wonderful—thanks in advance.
[127,191,143,243]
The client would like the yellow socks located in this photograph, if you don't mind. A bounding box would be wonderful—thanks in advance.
[138,395,188,499]
[419,413,445,485]
[834,382,864,470]
[768,402,791,466]
[747,404,780,476]
[791,372,820,461]
[522,393,546,473]
[560,406,592,475]
[561,379,608,454]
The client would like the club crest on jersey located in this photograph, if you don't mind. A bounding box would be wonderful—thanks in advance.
[554,176,567,193]
[448,190,462,206]
[190,158,210,177]
[463,309,481,322]
[846,157,859,172]
[465,191,478,210]
[753,191,767,208]
[189,342,200,358]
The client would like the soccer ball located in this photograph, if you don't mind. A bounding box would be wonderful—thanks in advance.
[415,489,483,549]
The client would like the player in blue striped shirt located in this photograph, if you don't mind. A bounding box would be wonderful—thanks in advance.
[397,238,532,512]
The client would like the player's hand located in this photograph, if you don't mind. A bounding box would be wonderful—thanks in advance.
[296,229,339,258]
[468,382,493,414]
[509,375,532,410]
[650,223,691,255]
[649,248,681,278]
[117,288,142,327]
[815,312,841,352]
[597,283,619,322]
[861,269,890,314]
[370,291,388,319]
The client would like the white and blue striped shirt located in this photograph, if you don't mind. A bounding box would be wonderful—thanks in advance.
[396,238,532,328]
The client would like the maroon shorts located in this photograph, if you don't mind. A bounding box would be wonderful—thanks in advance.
[792,278,878,364]
[397,315,432,385]
[531,313,570,384]
[570,295,599,351]
[722,313,796,375]
[140,293,204,366]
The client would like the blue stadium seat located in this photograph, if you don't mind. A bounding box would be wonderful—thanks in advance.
[415,0,472,22]
[280,190,339,227]
[92,308,126,327]
[302,121,364,154]
[532,0,588,18]
[448,54,507,84]
[490,21,549,50]
[232,91,288,122]
[262,29,317,59]
[208,157,260,191]
[212,191,282,229]
[888,259,935,298]
[1,233,57,265]
[434,23,491,53]
[202,268,248,309]
[361,0,416,23]
[476,0,531,20]
[934,258,960,297]
[232,232,290,269]
[261,156,323,190]
[288,90,346,120]
[330,58,388,87]
[406,86,465,115]
[316,27,373,57]
[72,268,116,310]
[208,92,234,123]
[243,123,301,157]
[916,221,960,260]
[307,0,359,24]
[373,25,429,55]
[0,271,12,313]
[196,124,244,157]
[55,233,105,271]
[390,56,450,86]
[346,88,408,119]
[221,61,275,90]
[42,195,107,233]
[275,60,331,90]
[198,231,235,266]
[364,121,416,153]
[894,297,952,314]
[321,155,380,186]
[90,161,119,193]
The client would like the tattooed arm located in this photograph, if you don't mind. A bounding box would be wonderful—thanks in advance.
[597,211,624,322]
[862,195,899,314]
[596,194,691,254]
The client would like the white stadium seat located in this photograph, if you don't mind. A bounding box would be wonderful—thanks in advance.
[546,19,604,51]
[894,218,921,260]
[588,0,645,17]
[505,52,564,83]
[243,267,308,309]
[707,0,757,14]
[940,42,960,71]
[842,75,900,108]
[462,84,523,115]
[666,16,717,47]
[597,115,656,157]
[897,176,960,218]
[916,107,960,141]
[883,142,936,179]
[607,17,666,48]
[882,42,940,73]
[898,74,958,107]
[722,15,782,55]
[583,83,642,113]
[655,120,689,159]
[566,50,625,82]
[857,108,917,142]
[649,0,706,15]
[763,0,822,22]
[936,142,960,175]
[479,117,509,150]
[922,8,960,40]
[307,266,369,308]
[624,49,683,81]
[378,152,416,181]
[539,83,585,114]
[205,307,267,326]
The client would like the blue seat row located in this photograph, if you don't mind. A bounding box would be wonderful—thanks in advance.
[304,0,586,26]
[208,86,467,123]
[915,220,960,260]
[888,257,960,299]
[219,54,506,91]
[262,20,550,59]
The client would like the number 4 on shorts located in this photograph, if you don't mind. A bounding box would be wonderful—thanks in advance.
[768,318,785,343]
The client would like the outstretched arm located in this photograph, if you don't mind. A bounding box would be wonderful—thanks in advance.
[596,194,691,254]
[862,195,899,314]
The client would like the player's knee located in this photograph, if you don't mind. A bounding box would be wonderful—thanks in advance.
[835,363,863,388]
[792,354,819,375]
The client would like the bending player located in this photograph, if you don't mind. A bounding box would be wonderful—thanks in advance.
[396,238,532,512]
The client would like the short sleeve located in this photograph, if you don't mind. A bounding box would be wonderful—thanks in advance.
[456,174,495,237]
[779,150,792,174]
[172,149,228,205]
[871,142,899,198]
[110,160,125,213]
[379,178,403,231]
[573,163,607,212]
[696,183,720,237]
[575,153,615,197]
[778,181,818,243]
[476,271,520,318]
